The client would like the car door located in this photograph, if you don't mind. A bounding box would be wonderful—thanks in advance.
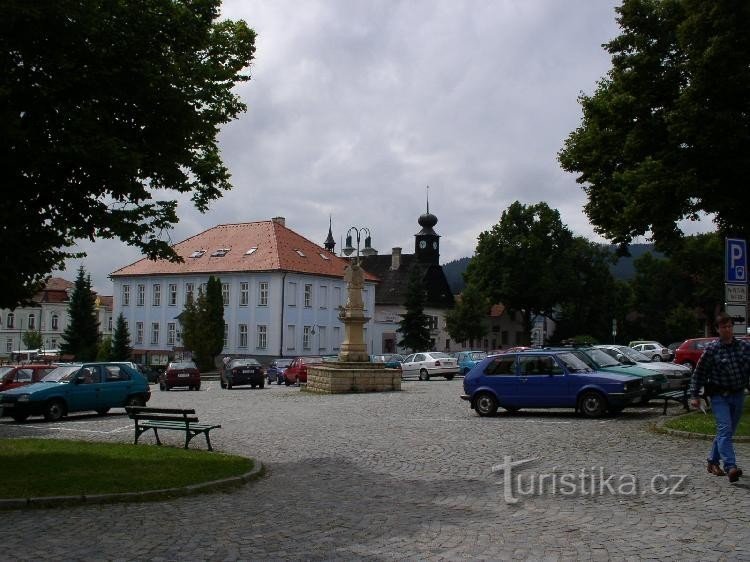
[401,354,417,378]
[99,364,133,407]
[67,366,103,412]
[481,355,520,407]
[516,354,570,407]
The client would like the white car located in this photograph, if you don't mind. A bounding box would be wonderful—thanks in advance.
[596,345,690,389]
[630,341,672,361]
[400,352,459,381]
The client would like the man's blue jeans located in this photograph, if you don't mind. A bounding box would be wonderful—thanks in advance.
[708,392,745,470]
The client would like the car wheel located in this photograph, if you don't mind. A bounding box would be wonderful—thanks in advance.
[11,412,29,422]
[579,391,606,418]
[126,395,146,408]
[419,369,430,381]
[43,399,66,422]
[652,355,662,362]
[285,379,291,386]
[96,408,110,415]
[226,382,232,390]
[473,392,498,417]
[159,381,167,391]
[220,380,226,389]
[277,379,283,385]
[444,374,454,381]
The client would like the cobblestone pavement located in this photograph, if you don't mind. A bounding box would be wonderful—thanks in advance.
[1,380,749,561]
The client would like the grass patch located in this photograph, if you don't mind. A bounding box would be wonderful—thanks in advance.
[664,397,750,436]
[0,438,253,499]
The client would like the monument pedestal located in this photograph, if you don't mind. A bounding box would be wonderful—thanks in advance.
[306,362,402,394]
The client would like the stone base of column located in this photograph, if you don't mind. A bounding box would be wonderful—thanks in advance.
[305,362,402,394]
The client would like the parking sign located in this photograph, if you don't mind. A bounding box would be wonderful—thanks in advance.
[726,238,747,283]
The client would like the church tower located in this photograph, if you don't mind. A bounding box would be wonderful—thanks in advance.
[415,188,440,264]
[324,216,336,254]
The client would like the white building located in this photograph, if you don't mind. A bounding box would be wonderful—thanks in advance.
[109,218,378,367]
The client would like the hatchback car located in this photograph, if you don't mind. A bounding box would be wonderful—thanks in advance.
[0,362,151,422]
[630,341,672,361]
[159,360,201,391]
[455,351,487,375]
[284,356,323,385]
[221,358,264,389]
[266,358,293,385]
[673,337,717,370]
[461,350,643,418]
[400,352,459,381]
[595,345,691,390]
[0,364,57,392]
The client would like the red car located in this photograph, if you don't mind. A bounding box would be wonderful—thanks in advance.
[673,337,717,370]
[284,356,323,385]
[0,364,57,392]
[159,360,201,391]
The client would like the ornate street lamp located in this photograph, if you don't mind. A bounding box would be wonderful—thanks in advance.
[343,227,376,261]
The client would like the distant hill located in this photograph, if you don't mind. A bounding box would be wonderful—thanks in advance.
[441,244,660,294]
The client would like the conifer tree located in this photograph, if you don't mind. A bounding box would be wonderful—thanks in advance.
[110,313,132,360]
[60,266,100,360]
[397,267,432,353]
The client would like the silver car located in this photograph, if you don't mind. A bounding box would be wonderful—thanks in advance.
[400,352,459,381]
[630,341,672,361]
[596,345,690,389]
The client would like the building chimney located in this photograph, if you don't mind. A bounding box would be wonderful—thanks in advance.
[391,247,402,270]
[271,216,285,227]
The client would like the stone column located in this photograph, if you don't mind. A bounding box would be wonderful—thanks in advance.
[338,261,370,362]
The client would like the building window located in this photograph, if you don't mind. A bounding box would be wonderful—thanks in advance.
[152,284,161,306]
[238,324,248,348]
[304,284,313,308]
[257,325,267,349]
[137,284,145,306]
[427,315,439,331]
[136,322,144,344]
[6,313,13,329]
[185,283,194,303]
[107,316,113,332]
[258,282,268,306]
[363,289,369,311]
[240,282,249,306]
[28,314,35,330]
[51,314,59,331]
[122,285,130,306]
[224,324,228,348]
[333,286,342,307]
[303,326,312,350]
[222,283,230,306]
[319,286,328,308]
[318,326,327,351]
[6,338,13,353]
[168,284,177,306]
[167,322,176,346]
[200,282,207,296]
[151,322,160,345]
[287,282,297,306]
[333,326,341,350]
[286,325,296,350]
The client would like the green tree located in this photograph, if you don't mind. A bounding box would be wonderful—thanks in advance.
[22,329,42,350]
[465,201,575,340]
[397,267,432,353]
[445,282,489,347]
[559,0,750,251]
[97,336,112,361]
[0,0,257,308]
[60,266,100,360]
[181,277,224,370]
[110,313,132,360]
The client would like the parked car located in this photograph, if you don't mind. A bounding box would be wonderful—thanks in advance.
[370,354,405,369]
[455,351,487,375]
[136,363,161,384]
[630,341,672,361]
[562,347,669,403]
[266,358,293,385]
[400,352,459,381]
[0,362,151,422]
[221,358,264,389]
[595,344,691,390]
[461,350,643,417]
[0,364,57,392]
[284,356,323,385]
[673,337,717,370]
[159,360,201,391]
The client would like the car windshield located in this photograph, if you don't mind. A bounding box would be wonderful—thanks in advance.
[169,361,196,370]
[558,353,594,373]
[615,346,650,362]
[0,366,13,377]
[584,348,621,367]
[230,359,261,367]
[275,359,293,367]
[41,365,82,382]
[469,352,487,361]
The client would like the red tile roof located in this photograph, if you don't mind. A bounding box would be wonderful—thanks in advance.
[110,220,378,281]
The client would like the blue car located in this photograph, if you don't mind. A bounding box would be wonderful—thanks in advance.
[0,362,151,422]
[455,350,488,375]
[461,350,643,418]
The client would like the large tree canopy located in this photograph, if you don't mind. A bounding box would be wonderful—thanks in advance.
[0,0,256,308]
[559,0,750,251]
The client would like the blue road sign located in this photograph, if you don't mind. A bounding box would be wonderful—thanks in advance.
[726,238,747,283]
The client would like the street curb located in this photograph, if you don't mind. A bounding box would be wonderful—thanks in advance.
[653,413,750,442]
[0,457,264,510]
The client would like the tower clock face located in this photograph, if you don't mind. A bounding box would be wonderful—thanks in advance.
[419,240,427,249]
[432,241,438,249]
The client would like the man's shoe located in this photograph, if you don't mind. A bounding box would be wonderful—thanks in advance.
[727,467,740,483]
[707,462,725,476]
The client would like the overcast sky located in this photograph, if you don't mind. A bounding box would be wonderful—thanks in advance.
[61,0,632,294]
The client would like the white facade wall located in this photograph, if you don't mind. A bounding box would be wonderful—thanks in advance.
[369,305,451,354]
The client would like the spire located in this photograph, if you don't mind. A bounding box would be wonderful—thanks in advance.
[324,215,336,253]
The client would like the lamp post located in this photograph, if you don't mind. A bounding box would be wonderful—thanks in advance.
[339,226,375,362]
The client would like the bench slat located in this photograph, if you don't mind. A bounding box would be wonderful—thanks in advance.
[128,406,220,450]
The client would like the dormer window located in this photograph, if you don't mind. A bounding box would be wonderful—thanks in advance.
[245,247,258,256]
[319,253,330,260]
[211,248,230,257]
[295,249,306,257]
[190,250,205,258]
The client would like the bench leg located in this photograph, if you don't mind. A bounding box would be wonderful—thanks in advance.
[204,430,213,451]
[663,399,668,415]
[152,427,162,446]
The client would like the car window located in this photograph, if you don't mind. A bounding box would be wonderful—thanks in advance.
[230,359,261,368]
[403,355,415,363]
[42,365,82,382]
[78,367,99,384]
[169,361,197,370]
[104,365,131,382]
[15,368,33,382]
[558,353,593,373]
[484,357,516,376]
[415,354,426,362]
[469,352,487,361]
[585,348,621,367]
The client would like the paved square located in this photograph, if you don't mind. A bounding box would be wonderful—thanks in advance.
[2,380,749,560]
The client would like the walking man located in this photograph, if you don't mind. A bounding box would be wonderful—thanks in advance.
[690,311,750,482]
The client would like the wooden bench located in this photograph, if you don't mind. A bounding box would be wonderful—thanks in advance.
[657,387,691,415]
[126,406,221,451]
